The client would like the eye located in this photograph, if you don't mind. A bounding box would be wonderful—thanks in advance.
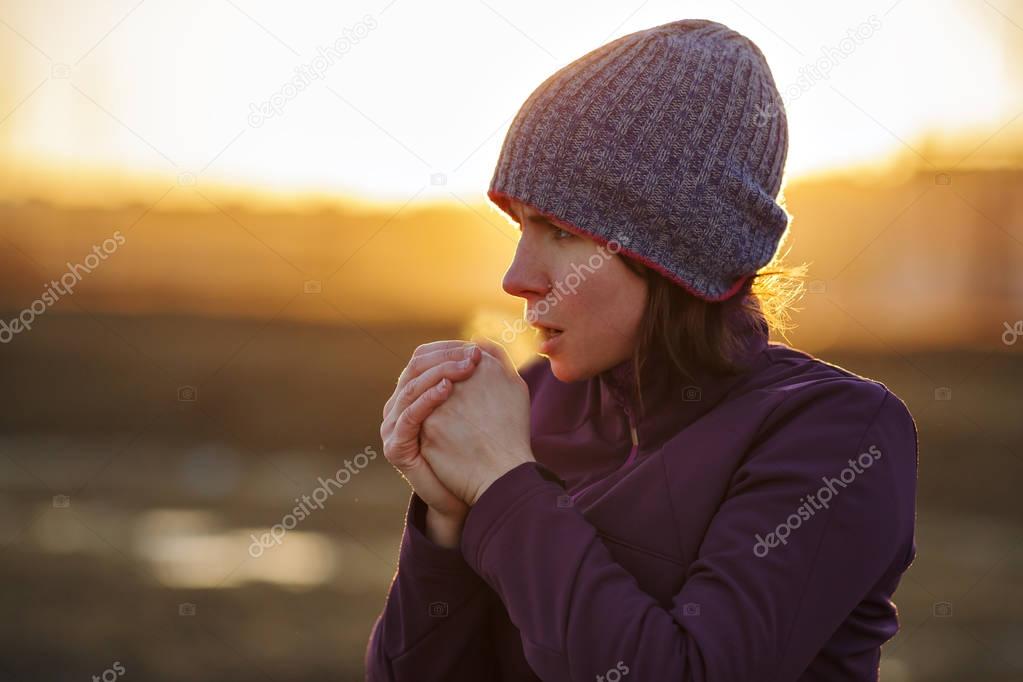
[552,226,573,240]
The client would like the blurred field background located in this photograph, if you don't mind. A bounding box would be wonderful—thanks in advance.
[1,0,1022,680]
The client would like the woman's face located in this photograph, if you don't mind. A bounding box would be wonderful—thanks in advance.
[501,198,648,382]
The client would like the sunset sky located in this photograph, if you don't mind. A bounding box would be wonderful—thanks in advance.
[2,0,1022,206]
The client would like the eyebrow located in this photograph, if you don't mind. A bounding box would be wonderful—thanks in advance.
[515,211,556,228]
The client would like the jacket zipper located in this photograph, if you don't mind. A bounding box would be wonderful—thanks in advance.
[622,407,640,467]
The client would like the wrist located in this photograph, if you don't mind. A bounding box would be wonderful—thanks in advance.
[424,507,465,549]
[470,452,536,507]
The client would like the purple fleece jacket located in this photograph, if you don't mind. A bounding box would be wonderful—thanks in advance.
[365,317,919,681]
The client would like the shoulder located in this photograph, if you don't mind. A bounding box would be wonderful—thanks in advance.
[749,343,917,445]
[735,343,919,514]
[733,344,919,511]
[731,345,919,567]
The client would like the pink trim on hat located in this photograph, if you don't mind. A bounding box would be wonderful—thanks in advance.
[487,189,750,303]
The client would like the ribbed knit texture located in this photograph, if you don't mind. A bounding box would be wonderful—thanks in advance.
[488,18,790,301]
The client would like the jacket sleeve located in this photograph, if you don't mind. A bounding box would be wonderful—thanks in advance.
[458,386,919,681]
[364,491,500,681]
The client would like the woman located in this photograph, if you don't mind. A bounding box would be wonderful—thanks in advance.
[366,18,918,682]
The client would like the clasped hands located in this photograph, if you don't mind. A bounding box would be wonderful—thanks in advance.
[380,339,535,528]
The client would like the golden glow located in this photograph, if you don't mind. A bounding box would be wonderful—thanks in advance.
[2,0,1021,205]
[1,0,1021,350]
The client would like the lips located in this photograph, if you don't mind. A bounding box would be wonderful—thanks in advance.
[531,322,564,339]
[534,322,565,354]
[541,327,563,340]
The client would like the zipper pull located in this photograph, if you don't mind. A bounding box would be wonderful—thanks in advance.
[623,405,639,448]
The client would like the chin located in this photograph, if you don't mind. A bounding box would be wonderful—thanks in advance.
[547,356,596,383]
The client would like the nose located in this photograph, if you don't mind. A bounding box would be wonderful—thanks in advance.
[502,235,550,302]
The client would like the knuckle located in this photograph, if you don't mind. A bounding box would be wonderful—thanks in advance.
[405,397,422,417]
[403,378,417,399]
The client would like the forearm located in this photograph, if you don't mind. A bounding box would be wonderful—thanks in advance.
[459,395,917,682]
[365,493,497,681]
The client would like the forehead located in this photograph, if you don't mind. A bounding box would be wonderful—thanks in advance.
[507,198,551,223]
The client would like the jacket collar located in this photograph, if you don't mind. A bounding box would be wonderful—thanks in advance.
[596,310,770,450]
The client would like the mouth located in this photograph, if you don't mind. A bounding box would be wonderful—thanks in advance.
[532,322,565,341]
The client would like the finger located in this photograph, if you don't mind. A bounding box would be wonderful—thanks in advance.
[382,376,454,469]
[409,340,468,363]
[396,454,468,520]
[392,377,452,447]
[469,335,516,371]
[384,342,468,420]
[401,343,481,387]
[385,356,479,433]
[383,344,479,420]
[383,342,480,419]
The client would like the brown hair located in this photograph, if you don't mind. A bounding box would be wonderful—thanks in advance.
[619,250,808,415]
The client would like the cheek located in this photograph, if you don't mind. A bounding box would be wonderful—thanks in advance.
[599,280,645,341]
[557,255,644,339]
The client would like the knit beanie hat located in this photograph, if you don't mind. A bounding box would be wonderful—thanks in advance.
[487,18,790,301]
